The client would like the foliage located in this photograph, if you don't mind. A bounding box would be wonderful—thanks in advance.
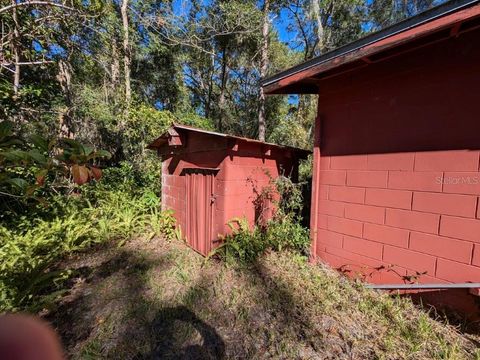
[0,188,176,312]
[212,215,310,264]
[368,0,444,31]
[268,117,311,150]
[0,120,44,196]
[0,120,111,201]
[265,214,310,253]
[93,161,158,195]
[210,218,266,264]
[210,175,310,264]
[124,104,214,162]
[0,0,445,185]
[274,175,305,217]
[298,155,313,182]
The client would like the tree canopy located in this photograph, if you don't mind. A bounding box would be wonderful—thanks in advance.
[0,0,444,155]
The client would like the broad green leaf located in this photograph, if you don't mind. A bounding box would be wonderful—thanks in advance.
[61,139,84,155]
[28,149,47,164]
[82,144,93,156]
[4,178,28,191]
[30,135,49,152]
[0,150,30,162]
[0,138,23,149]
[91,149,111,160]
[61,138,79,147]
[0,121,13,138]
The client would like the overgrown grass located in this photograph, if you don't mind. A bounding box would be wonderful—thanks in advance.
[0,189,175,312]
[48,236,480,359]
[210,216,310,264]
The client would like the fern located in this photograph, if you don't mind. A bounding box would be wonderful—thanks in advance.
[0,189,176,311]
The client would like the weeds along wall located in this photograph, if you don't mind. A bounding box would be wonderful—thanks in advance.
[157,128,309,255]
[310,27,480,313]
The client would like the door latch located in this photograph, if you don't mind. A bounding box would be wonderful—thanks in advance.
[210,194,217,204]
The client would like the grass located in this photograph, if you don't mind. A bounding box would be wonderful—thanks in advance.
[0,189,176,312]
[44,235,480,359]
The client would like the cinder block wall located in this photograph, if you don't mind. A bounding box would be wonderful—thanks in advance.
[315,151,480,284]
[313,28,480,286]
[161,159,187,234]
[161,139,298,240]
[216,156,273,232]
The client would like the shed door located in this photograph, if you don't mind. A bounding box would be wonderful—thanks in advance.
[185,168,216,256]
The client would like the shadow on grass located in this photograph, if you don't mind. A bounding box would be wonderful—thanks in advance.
[148,306,225,359]
[243,260,349,357]
[48,241,226,359]
[47,240,347,358]
[47,241,478,359]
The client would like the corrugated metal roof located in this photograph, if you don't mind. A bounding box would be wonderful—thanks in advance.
[262,0,480,93]
[148,123,311,157]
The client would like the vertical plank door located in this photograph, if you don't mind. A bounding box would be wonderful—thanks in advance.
[185,169,216,256]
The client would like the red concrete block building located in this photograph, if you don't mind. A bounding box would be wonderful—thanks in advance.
[262,0,480,311]
[148,124,309,256]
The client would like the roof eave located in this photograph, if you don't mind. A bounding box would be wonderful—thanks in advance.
[262,0,480,95]
[147,125,312,157]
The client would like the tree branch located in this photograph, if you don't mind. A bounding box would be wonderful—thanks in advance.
[0,1,76,15]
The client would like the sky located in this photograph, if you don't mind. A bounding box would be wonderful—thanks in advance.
[170,0,452,54]
[172,0,299,47]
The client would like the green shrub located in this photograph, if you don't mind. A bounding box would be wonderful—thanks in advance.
[0,188,176,312]
[211,173,311,264]
[210,174,311,264]
[265,217,310,254]
[211,216,310,265]
[210,218,266,264]
[89,161,159,196]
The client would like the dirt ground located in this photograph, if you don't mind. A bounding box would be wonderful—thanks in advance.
[44,236,480,359]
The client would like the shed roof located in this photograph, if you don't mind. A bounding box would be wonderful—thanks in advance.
[147,124,311,159]
[262,0,480,94]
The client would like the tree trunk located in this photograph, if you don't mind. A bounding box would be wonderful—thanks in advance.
[11,0,20,97]
[121,0,131,106]
[258,0,270,142]
[111,38,120,92]
[312,0,325,53]
[57,59,74,138]
[218,47,228,132]
[205,51,215,119]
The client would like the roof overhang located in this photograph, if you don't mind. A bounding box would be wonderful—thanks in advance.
[262,0,480,95]
[147,124,311,159]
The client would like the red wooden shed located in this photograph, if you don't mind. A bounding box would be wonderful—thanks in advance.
[262,0,480,314]
[148,124,310,256]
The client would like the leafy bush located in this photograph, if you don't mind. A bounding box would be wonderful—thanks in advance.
[0,119,111,218]
[211,218,265,264]
[264,218,310,254]
[212,216,310,265]
[87,105,215,196]
[0,188,176,312]
[268,117,311,150]
[211,175,310,264]
[92,161,159,195]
